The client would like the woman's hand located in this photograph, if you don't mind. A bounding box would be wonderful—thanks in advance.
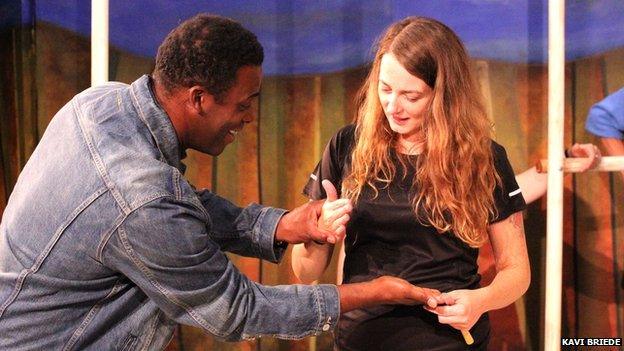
[290,180,351,283]
[425,289,487,331]
[318,180,352,242]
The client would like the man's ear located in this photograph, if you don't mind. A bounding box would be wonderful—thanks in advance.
[188,86,215,114]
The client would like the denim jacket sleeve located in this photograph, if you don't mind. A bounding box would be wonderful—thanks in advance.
[101,196,339,341]
[194,189,287,263]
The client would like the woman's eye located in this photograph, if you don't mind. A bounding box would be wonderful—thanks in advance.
[406,96,419,102]
[237,104,251,112]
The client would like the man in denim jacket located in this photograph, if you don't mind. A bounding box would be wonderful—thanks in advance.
[0,14,438,350]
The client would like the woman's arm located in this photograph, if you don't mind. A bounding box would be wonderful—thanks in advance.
[292,242,335,284]
[291,180,351,284]
[479,211,530,309]
[515,167,547,205]
[426,211,530,330]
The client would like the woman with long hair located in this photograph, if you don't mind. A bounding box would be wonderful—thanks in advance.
[292,17,530,350]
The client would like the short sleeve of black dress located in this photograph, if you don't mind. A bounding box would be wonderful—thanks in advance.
[303,124,356,200]
[491,141,527,222]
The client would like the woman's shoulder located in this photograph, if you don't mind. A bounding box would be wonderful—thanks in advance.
[489,139,509,160]
[334,124,357,141]
[328,124,357,155]
[489,140,520,180]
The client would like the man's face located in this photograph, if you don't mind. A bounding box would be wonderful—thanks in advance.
[190,65,262,156]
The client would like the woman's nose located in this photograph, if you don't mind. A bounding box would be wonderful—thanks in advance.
[385,94,400,114]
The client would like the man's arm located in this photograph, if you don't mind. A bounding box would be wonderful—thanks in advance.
[102,196,438,341]
[339,277,440,312]
[195,189,287,262]
[195,189,348,263]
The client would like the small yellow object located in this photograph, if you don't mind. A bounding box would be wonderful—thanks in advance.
[461,330,474,345]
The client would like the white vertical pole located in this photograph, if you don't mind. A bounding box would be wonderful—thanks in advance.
[91,0,109,86]
[544,0,565,350]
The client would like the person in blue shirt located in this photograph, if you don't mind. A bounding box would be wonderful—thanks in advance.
[586,87,624,176]
[0,14,439,350]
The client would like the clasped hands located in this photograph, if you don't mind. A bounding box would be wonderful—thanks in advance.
[276,179,352,245]
[424,289,487,332]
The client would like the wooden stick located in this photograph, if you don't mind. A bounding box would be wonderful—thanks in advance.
[536,156,624,173]
[461,330,474,345]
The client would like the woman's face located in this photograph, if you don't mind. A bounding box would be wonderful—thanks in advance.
[378,53,433,145]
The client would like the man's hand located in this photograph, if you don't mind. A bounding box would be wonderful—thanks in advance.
[275,180,352,244]
[373,276,441,305]
[567,143,601,172]
[337,276,441,313]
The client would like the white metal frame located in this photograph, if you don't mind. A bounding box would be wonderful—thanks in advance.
[545,0,565,350]
[91,0,109,86]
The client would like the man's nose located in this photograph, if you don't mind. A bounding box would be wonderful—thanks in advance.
[243,108,256,124]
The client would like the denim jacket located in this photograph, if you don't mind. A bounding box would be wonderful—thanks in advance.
[0,75,339,350]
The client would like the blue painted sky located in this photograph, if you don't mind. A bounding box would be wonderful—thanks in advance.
[29,0,624,75]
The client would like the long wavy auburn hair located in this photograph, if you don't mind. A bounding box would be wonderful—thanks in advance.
[342,17,500,248]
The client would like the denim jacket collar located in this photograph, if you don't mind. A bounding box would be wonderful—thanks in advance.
[130,74,186,173]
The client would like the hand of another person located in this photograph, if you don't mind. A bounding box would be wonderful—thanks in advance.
[567,143,601,172]
[424,289,486,331]
[337,276,441,313]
